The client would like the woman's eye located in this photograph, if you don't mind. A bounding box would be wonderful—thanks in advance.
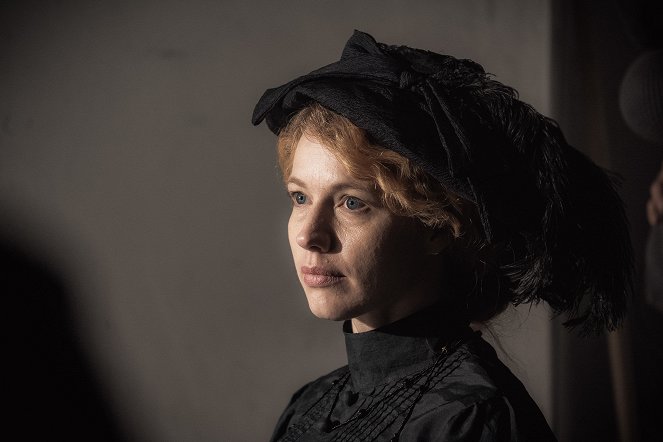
[344,196,365,210]
[292,192,307,205]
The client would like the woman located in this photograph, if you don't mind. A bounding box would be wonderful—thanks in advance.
[252,31,632,441]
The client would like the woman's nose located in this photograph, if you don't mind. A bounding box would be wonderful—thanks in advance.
[296,208,333,253]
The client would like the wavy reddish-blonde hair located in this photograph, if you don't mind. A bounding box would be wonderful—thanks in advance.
[277,103,475,239]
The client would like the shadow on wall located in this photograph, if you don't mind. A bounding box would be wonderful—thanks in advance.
[2,225,126,441]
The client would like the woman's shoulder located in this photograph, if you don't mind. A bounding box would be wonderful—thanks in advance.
[436,335,521,401]
[409,335,556,441]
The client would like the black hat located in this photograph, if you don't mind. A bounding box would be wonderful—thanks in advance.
[252,30,633,334]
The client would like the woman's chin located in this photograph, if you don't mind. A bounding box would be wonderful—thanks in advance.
[306,298,356,322]
[308,305,347,321]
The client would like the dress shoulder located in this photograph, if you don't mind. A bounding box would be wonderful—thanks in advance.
[403,337,556,441]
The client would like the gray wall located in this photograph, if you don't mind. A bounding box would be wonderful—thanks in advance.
[1,1,551,440]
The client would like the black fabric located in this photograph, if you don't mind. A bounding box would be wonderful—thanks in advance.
[252,30,633,334]
[270,307,556,442]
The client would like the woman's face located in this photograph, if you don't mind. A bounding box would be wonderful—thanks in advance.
[286,136,444,332]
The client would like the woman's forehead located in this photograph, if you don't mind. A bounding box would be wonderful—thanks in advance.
[290,137,376,190]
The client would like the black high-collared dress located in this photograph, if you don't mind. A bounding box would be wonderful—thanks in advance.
[270,307,557,441]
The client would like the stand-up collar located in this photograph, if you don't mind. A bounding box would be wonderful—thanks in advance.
[343,305,469,392]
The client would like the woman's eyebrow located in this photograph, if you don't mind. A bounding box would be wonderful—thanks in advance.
[285,176,306,187]
[287,176,375,194]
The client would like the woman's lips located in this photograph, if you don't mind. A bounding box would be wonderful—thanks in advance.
[300,266,345,287]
